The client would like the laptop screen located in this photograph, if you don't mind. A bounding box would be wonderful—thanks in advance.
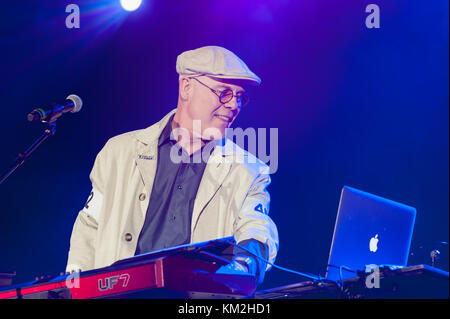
[326,186,416,281]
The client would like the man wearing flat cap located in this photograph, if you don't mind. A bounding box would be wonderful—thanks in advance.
[66,46,279,285]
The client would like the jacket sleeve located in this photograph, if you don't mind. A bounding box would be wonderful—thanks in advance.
[66,142,109,273]
[233,170,279,273]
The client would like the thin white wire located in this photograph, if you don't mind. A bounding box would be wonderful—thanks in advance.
[227,240,323,281]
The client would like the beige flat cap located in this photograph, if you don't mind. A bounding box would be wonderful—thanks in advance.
[176,46,261,85]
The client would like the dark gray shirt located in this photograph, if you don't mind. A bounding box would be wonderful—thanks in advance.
[135,116,213,255]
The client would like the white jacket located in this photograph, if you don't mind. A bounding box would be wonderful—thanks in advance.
[66,109,279,272]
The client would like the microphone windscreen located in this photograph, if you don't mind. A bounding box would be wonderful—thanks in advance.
[67,94,83,113]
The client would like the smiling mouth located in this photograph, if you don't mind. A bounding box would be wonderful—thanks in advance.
[214,114,232,123]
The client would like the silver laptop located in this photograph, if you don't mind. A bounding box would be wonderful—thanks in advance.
[326,186,416,281]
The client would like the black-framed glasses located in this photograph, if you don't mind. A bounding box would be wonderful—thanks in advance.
[190,77,249,107]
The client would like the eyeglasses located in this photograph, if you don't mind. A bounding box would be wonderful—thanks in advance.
[190,77,249,107]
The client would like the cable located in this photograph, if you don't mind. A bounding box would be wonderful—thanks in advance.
[223,239,364,298]
[325,264,358,295]
[226,240,347,298]
[225,239,321,281]
[326,264,358,274]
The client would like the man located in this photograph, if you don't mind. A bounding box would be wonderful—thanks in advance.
[66,46,279,285]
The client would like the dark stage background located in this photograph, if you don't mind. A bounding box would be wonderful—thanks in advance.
[0,0,448,290]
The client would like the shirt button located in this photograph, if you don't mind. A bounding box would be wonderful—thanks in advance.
[139,193,146,201]
[177,185,183,190]
[124,233,133,242]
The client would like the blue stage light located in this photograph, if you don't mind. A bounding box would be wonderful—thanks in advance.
[120,0,142,12]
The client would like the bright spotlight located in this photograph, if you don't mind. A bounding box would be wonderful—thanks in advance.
[120,0,142,12]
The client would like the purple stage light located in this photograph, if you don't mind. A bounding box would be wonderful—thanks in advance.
[120,0,142,12]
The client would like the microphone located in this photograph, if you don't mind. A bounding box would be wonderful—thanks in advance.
[27,94,83,123]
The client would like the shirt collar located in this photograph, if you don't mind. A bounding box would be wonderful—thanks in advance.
[159,116,235,171]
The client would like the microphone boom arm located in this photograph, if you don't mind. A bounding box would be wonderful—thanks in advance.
[0,122,56,185]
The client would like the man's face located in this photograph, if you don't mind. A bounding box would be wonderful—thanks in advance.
[184,76,245,140]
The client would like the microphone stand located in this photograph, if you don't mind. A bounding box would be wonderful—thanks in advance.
[0,122,56,185]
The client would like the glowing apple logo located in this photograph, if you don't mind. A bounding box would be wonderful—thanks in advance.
[369,234,379,252]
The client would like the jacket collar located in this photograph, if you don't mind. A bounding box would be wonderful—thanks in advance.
[135,109,177,146]
[134,108,245,158]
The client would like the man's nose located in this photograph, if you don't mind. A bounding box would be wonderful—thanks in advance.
[224,95,240,110]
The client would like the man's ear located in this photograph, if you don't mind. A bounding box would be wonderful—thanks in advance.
[179,77,192,102]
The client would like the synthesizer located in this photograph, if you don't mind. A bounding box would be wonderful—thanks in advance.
[0,237,256,299]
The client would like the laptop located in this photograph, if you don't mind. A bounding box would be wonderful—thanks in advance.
[326,186,416,281]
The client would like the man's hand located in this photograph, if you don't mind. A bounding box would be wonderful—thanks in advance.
[215,261,249,275]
